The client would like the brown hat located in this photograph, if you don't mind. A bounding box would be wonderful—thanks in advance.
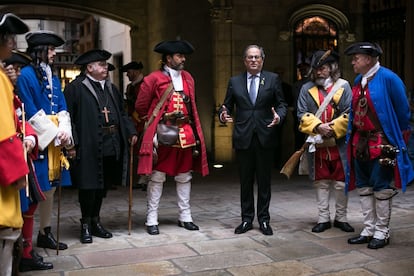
[26,30,64,47]
[74,49,112,65]
[154,40,194,55]
[0,13,29,34]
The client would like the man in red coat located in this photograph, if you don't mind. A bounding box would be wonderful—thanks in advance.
[135,40,209,235]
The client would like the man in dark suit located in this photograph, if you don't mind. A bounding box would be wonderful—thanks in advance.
[219,44,287,235]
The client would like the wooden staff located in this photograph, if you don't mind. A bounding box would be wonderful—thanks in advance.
[56,153,69,255]
[56,176,62,255]
[128,143,133,235]
[21,103,29,196]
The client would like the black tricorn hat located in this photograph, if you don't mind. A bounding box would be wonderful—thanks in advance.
[25,30,64,47]
[120,61,143,72]
[310,50,339,68]
[154,40,194,55]
[3,50,32,66]
[0,13,29,34]
[108,63,115,71]
[344,42,383,57]
[74,49,112,65]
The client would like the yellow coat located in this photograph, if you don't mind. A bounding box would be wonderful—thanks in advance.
[0,71,23,229]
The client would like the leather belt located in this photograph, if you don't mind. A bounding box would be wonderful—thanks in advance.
[162,115,190,127]
[102,125,118,135]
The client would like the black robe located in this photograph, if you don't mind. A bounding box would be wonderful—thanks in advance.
[64,75,136,189]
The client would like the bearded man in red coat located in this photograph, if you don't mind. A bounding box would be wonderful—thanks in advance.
[135,40,209,235]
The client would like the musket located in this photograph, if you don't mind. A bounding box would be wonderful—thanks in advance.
[128,143,133,235]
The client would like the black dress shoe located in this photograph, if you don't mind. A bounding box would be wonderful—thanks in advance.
[19,257,53,272]
[178,221,199,231]
[259,221,273,235]
[234,221,253,234]
[147,225,160,235]
[311,222,331,233]
[91,220,113,238]
[80,218,93,244]
[348,235,373,244]
[333,220,355,232]
[367,238,389,249]
[37,226,68,250]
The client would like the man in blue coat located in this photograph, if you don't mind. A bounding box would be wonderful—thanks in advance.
[345,42,414,249]
[219,44,287,235]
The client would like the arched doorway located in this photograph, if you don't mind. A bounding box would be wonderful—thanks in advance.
[293,16,338,80]
[289,4,350,82]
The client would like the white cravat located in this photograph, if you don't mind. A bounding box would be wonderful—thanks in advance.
[362,61,380,88]
[165,65,183,91]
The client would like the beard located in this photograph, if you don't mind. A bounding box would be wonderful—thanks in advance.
[170,63,184,71]
[315,77,333,89]
[315,78,326,86]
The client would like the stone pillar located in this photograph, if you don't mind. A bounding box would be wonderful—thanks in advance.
[211,3,235,162]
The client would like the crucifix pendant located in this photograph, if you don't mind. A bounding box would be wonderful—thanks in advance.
[102,106,110,123]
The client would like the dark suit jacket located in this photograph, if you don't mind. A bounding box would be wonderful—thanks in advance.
[220,70,288,150]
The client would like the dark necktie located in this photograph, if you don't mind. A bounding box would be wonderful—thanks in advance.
[249,75,257,104]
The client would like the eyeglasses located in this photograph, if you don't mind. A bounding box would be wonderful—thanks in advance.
[246,55,262,61]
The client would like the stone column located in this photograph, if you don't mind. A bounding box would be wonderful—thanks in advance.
[211,3,235,162]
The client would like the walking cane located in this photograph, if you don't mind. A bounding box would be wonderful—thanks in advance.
[128,143,133,235]
[56,152,70,255]
[56,178,61,255]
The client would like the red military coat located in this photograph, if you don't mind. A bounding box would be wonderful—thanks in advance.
[135,69,209,177]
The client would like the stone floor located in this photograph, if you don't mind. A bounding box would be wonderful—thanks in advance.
[21,163,414,276]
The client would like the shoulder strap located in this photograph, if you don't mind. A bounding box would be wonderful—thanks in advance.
[146,82,174,126]
[315,79,347,119]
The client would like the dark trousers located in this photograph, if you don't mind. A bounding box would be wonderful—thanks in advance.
[78,156,120,218]
[79,189,105,218]
[236,134,273,223]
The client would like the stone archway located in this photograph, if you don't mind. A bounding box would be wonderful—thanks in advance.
[288,4,355,80]
[288,4,350,32]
